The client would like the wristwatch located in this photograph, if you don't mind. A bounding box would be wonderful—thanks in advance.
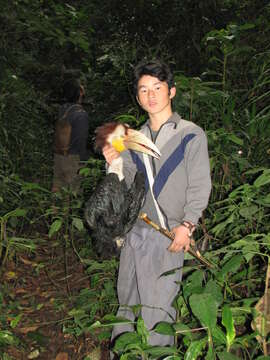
[181,221,196,238]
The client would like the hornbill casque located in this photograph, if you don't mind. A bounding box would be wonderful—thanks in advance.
[84,122,161,258]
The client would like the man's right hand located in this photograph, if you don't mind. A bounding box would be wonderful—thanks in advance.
[102,144,120,165]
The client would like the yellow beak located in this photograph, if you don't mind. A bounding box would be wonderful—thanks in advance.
[117,128,161,158]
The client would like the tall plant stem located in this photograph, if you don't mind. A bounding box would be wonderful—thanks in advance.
[0,220,8,266]
[0,219,3,260]
[263,257,270,356]
[190,79,194,121]
[222,54,227,116]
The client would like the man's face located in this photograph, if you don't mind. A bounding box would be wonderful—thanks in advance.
[136,75,175,116]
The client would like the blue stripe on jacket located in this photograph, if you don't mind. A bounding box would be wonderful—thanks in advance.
[130,133,196,199]
[153,133,196,198]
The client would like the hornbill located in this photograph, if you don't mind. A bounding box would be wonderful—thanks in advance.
[84,122,160,258]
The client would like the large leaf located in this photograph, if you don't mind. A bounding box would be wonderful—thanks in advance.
[174,323,194,341]
[0,330,20,346]
[254,169,270,188]
[189,293,218,330]
[239,204,258,219]
[184,338,207,360]
[98,314,134,327]
[48,219,62,238]
[231,235,261,262]
[212,325,227,345]
[144,346,179,357]
[227,134,243,146]
[2,208,27,220]
[114,332,142,352]
[205,346,215,360]
[137,316,149,344]
[154,322,175,336]
[204,280,223,307]
[183,270,205,299]
[217,255,244,281]
[72,217,84,231]
[217,351,241,360]
[221,305,235,351]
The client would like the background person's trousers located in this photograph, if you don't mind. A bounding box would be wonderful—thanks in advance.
[52,153,82,193]
[111,225,184,348]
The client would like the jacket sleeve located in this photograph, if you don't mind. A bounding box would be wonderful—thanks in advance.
[183,129,211,225]
[121,150,138,187]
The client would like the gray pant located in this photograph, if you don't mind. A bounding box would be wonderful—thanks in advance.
[111,225,184,348]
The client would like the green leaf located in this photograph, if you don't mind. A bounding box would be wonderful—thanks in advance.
[206,346,215,360]
[48,219,62,238]
[174,323,194,340]
[239,205,258,219]
[154,322,175,336]
[137,316,149,344]
[3,208,27,220]
[189,293,218,330]
[97,330,111,341]
[227,134,243,146]
[217,255,244,281]
[245,167,266,175]
[238,23,256,30]
[10,313,23,328]
[222,305,235,350]
[184,338,207,360]
[212,325,226,345]
[204,280,223,307]
[254,169,270,188]
[217,351,242,360]
[114,332,142,352]
[72,217,84,231]
[0,330,20,346]
[255,193,270,206]
[101,315,134,327]
[79,167,91,176]
[144,346,178,357]
[183,270,204,298]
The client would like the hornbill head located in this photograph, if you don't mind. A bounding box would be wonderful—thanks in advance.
[95,122,161,159]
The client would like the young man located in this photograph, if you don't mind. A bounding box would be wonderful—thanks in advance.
[52,78,90,193]
[103,60,212,349]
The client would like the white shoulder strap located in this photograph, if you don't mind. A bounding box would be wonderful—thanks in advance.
[143,153,166,228]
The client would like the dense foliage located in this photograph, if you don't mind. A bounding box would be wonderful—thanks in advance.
[0,0,270,359]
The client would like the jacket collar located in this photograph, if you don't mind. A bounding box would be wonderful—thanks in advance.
[141,112,182,132]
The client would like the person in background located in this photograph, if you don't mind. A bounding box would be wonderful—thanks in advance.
[52,78,90,194]
[102,59,212,355]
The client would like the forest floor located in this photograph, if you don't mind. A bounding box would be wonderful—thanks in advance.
[1,236,110,360]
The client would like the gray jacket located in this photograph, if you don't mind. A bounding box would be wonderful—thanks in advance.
[121,112,212,229]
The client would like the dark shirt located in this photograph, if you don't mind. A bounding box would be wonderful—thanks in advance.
[59,103,90,161]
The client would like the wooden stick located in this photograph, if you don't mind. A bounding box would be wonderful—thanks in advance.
[139,212,217,270]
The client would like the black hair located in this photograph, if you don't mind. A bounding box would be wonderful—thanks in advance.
[133,60,175,95]
[62,78,81,103]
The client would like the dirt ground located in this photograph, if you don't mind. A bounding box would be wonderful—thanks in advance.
[1,238,111,360]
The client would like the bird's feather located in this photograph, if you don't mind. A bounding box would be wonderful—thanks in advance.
[84,171,145,258]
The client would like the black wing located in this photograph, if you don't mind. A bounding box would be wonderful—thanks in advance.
[84,171,145,258]
[122,171,145,235]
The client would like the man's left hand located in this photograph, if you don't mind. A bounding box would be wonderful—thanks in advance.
[168,225,191,253]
